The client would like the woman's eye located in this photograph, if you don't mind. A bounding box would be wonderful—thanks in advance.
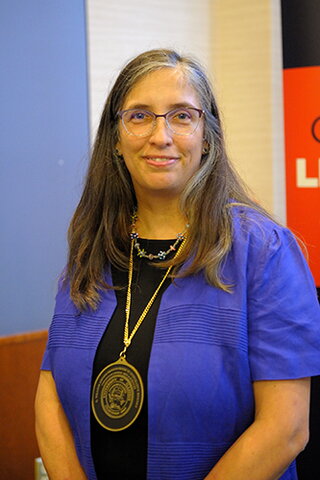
[130,111,149,121]
[133,112,145,119]
[173,110,192,121]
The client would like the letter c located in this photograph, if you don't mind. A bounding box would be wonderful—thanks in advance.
[311,117,320,143]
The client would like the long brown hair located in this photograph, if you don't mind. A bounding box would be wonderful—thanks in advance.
[66,49,269,310]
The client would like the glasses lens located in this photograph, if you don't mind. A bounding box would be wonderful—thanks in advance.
[167,108,201,135]
[122,109,154,136]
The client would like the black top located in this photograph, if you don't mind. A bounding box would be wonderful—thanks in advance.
[91,239,176,480]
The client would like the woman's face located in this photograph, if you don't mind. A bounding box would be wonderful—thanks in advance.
[116,67,205,202]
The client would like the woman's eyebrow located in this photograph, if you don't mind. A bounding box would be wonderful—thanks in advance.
[124,103,150,110]
[124,102,198,111]
[167,102,198,109]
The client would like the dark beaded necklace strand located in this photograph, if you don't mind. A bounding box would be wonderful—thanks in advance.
[130,212,189,260]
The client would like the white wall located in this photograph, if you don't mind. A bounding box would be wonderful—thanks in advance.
[211,0,286,221]
[270,0,286,223]
[86,0,212,140]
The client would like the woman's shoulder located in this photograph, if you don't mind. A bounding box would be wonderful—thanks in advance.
[228,202,297,256]
[228,202,317,298]
[53,268,114,316]
[53,271,79,315]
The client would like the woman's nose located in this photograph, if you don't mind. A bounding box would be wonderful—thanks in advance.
[148,117,173,145]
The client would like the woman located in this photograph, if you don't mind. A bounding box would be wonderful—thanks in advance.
[35,49,320,480]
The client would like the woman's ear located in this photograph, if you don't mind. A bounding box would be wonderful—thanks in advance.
[202,139,210,155]
[115,142,122,157]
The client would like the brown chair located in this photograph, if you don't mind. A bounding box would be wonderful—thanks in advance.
[0,330,47,480]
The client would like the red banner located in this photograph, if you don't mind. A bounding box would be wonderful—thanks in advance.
[283,66,320,285]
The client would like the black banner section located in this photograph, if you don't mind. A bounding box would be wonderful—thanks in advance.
[281,0,320,68]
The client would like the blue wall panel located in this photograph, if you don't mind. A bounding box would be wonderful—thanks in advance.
[0,0,90,335]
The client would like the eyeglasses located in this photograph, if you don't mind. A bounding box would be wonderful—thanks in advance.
[118,107,204,137]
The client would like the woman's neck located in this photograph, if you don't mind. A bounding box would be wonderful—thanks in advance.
[134,201,187,240]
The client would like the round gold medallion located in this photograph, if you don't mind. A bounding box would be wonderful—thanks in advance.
[91,356,144,431]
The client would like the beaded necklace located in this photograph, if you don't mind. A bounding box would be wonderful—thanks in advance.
[130,212,189,260]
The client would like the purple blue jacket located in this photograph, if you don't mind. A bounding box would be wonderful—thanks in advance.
[42,208,320,479]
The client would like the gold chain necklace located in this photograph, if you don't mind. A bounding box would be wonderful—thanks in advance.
[92,237,186,431]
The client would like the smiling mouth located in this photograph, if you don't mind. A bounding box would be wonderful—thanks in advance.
[144,156,178,163]
[148,158,174,162]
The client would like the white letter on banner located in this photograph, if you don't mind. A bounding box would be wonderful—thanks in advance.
[296,158,319,187]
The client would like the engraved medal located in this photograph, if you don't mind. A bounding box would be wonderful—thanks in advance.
[92,356,144,431]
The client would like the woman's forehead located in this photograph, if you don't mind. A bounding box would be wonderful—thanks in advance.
[122,67,200,109]
[133,66,188,89]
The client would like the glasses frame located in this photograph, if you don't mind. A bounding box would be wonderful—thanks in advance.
[118,107,205,137]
